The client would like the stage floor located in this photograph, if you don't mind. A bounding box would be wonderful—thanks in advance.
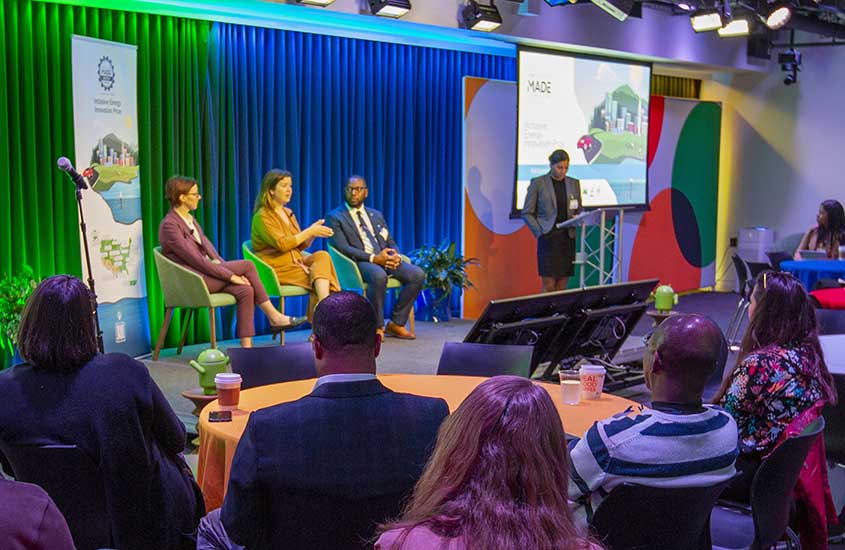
[144,290,743,434]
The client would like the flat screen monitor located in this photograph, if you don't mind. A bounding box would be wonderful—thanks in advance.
[464,279,657,377]
[514,48,652,215]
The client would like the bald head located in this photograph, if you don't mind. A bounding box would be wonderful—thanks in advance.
[646,314,724,401]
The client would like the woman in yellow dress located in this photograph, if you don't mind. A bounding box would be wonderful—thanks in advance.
[251,169,340,317]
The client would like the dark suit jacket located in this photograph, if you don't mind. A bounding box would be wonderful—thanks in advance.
[521,174,581,238]
[158,209,234,281]
[221,379,449,550]
[326,205,399,262]
[0,354,203,550]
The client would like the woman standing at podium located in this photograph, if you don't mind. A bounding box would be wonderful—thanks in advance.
[522,149,582,293]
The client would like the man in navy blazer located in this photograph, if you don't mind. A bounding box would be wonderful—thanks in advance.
[325,175,424,340]
[197,292,449,550]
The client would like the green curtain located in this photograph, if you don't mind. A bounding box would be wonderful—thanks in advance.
[0,0,213,367]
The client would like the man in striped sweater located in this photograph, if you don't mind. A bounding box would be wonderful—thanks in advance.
[568,314,739,529]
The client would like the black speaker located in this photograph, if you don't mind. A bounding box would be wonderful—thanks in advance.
[747,34,771,60]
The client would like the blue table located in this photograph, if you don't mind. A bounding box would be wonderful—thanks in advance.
[780,260,845,290]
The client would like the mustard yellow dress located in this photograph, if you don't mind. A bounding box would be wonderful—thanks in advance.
[251,206,340,317]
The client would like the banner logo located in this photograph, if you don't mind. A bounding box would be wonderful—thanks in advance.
[98,56,115,91]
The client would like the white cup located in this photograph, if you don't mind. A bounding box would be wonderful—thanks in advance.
[579,365,607,400]
[215,372,242,410]
[838,245,845,260]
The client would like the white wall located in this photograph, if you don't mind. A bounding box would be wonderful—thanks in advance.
[702,42,845,289]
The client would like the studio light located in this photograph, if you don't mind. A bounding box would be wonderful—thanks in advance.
[779,48,801,85]
[296,0,336,6]
[462,0,503,32]
[690,8,723,31]
[369,0,411,18]
[717,17,750,36]
[591,0,638,21]
[765,2,792,29]
[677,2,694,11]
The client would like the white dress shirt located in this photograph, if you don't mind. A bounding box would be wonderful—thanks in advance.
[346,203,378,261]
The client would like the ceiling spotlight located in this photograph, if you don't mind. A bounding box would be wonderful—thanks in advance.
[677,2,694,10]
[690,8,723,31]
[765,2,792,29]
[717,17,750,36]
[462,0,503,32]
[369,0,411,17]
[591,0,638,21]
[779,48,801,85]
[296,0,336,6]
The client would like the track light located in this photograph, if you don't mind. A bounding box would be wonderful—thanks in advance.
[369,0,411,17]
[690,8,723,31]
[765,2,792,29]
[296,0,336,6]
[717,17,750,36]
[591,0,638,21]
[462,0,503,32]
[779,48,801,85]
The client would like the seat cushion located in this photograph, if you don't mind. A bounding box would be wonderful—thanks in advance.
[209,293,238,307]
[812,288,845,309]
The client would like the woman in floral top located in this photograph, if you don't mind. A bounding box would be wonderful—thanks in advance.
[714,271,837,499]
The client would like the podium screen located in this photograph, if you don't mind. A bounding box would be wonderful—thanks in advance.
[514,48,651,214]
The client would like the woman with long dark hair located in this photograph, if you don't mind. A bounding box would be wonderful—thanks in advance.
[794,199,845,259]
[0,275,204,549]
[714,271,837,496]
[375,376,601,550]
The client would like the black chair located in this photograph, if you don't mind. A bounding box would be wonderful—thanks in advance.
[703,327,730,402]
[589,477,734,550]
[229,342,317,389]
[817,308,845,335]
[726,254,753,349]
[435,342,533,378]
[823,373,845,465]
[710,417,824,550]
[746,260,773,281]
[767,250,793,271]
[0,443,113,550]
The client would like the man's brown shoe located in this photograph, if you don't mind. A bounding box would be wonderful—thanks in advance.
[385,321,415,340]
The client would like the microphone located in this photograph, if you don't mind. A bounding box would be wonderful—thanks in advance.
[56,157,89,190]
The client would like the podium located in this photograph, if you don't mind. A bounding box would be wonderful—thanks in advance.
[557,207,631,287]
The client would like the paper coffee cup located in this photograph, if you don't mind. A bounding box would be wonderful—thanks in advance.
[579,365,606,400]
[215,373,242,410]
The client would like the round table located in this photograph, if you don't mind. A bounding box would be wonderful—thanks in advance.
[780,259,845,290]
[196,374,637,510]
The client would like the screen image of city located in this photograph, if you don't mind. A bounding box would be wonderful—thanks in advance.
[515,49,651,210]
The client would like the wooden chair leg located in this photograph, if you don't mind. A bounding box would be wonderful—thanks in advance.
[177,309,194,355]
[152,307,174,361]
[409,305,416,334]
[209,307,217,349]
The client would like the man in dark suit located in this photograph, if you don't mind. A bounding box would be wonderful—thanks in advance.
[521,149,582,293]
[326,175,425,340]
[196,292,449,550]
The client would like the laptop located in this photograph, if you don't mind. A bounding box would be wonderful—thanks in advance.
[798,249,828,260]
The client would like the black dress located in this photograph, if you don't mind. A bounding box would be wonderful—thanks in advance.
[537,177,576,278]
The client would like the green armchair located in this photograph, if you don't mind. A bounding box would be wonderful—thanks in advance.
[152,247,237,360]
[327,244,415,333]
[242,240,310,345]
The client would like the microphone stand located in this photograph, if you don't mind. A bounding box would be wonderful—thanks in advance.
[74,185,105,353]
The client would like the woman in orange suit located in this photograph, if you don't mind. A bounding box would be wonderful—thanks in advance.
[251,169,340,317]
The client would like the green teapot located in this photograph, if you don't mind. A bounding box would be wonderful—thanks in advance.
[189,348,231,395]
[652,284,679,313]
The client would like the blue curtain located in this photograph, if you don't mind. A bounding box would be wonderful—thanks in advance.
[204,24,516,254]
[196,23,515,324]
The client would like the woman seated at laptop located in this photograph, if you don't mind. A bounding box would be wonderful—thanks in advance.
[375,376,601,550]
[794,199,845,259]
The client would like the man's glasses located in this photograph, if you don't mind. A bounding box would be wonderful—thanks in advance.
[346,186,367,194]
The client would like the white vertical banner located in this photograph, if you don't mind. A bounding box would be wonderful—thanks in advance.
[72,36,150,356]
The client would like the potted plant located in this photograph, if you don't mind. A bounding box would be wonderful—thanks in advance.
[0,266,38,370]
[409,242,478,322]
